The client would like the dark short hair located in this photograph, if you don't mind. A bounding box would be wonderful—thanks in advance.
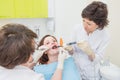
[38,35,57,64]
[0,23,37,69]
[82,1,109,29]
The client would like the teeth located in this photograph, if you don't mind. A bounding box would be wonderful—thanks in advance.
[52,46,57,49]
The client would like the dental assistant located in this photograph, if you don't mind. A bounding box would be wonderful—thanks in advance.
[70,1,110,80]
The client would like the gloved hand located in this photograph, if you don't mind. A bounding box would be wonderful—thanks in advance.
[57,47,69,70]
[63,44,73,52]
[60,47,71,58]
[77,41,95,61]
[32,45,49,63]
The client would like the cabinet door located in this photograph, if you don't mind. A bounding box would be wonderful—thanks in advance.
[0,0,48,18]
[0,0,14,18]
[15,0,48,18]
[33,0,48,18]
[14,0,33,18]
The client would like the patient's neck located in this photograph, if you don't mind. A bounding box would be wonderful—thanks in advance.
[47,54,58,64]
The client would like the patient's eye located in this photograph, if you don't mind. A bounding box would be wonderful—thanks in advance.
[46,42,50,45]
[53,40,57,42]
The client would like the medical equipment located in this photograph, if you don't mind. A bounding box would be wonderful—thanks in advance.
[59,40,94,56]
[59,40,95,60]
[60,37,63,46]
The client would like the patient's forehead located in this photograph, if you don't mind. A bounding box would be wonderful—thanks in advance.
[44,36,56,43]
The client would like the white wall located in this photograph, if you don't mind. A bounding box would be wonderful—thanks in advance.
[0,18,54,43]
[105,0,120,66]
[55,0,120,67]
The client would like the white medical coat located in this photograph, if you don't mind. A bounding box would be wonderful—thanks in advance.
[0,65,45,80]
[71,24,110,80]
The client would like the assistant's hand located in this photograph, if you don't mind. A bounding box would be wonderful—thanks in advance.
[62,43,73,53]
[64,45,73,51]
[32,45,49,63]
[57,47,69,69]
[77,41,95,61]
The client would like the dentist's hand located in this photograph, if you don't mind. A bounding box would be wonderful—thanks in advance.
[32,45,49,63]
[57,47,70,69]
[77,41,95,61]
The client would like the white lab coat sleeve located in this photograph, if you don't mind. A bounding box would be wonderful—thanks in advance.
[94,34,110,63]
[35,74,45,80]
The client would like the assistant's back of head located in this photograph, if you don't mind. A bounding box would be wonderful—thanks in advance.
[0,23,37,69]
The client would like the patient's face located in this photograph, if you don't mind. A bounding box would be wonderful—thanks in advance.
[43,36,59,55]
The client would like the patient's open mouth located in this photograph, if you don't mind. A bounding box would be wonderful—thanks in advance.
[52,45,58,49]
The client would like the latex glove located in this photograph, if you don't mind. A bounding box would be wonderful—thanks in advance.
[77,41,95,61]
[32,45,49,63]
[57,47,69,70]
[60,47,71,59]
[63,44,73,52]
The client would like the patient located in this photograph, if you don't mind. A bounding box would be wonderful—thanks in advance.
[34,35,81,80]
